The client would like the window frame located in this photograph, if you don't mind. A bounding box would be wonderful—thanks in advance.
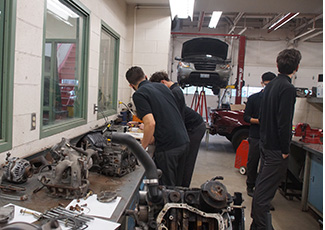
[0,0,16,152]
[40,0,90,138]
[97,21,120,120]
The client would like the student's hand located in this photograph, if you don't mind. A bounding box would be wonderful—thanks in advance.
[282,153,289,159]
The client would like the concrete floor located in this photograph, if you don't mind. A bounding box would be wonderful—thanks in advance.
[190,134,321,230]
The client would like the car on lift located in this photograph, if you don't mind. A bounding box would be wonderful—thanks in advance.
[209,108,250,151]
[175,37,231,95]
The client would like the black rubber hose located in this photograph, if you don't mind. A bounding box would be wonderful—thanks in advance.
[110,132,162,203]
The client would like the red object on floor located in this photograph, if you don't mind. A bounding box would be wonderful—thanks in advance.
[234,139,249,173]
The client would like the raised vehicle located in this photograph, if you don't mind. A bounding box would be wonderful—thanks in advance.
[176,37,231,95]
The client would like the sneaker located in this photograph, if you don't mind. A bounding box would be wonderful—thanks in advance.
[247,187,254,197]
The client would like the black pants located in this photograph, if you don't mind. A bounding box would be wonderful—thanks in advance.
[250,147,289,230]
[182,122,206,187]
[246,137,260,189]
[154,143,189,186]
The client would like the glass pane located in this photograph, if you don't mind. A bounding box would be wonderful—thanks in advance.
[98,29,117,113]
[43,0,85,126]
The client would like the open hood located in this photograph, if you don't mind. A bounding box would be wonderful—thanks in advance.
[181,38,228,60]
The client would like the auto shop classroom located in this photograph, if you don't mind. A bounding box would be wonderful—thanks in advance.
[0,0,323,229]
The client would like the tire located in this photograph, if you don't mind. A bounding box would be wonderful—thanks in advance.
[212,87,220,95]
[239,166,247,175]
[231,129,249,151]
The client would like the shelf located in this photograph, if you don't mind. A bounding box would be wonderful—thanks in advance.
[307,97,323,104]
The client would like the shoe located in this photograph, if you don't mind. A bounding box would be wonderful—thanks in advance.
[270,203,275,211]
[247,187,254,197]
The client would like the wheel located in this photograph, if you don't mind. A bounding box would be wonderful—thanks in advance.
[231,128,249,151]
[239,166,247,175]
[212,87,220,95]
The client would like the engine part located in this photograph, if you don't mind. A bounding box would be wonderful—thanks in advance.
[40,206,93,229]
[0,183,26,192]
[38,138,96,199]
[77,131,137,177]
[0,194,28,201]
[2,152,33,183]
[97,191,117,203]
[110,133,245,230]
[0,205,15,224]
[0,220,61,230]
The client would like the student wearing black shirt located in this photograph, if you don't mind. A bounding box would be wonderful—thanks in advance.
[243,72,276,197]
[250,49,302,230]
[125,66,190,186]
[150,71,206,187]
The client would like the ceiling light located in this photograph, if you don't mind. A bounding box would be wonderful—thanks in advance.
[169,0,195,20]
[208,11,222,28]
[268,12,299,33]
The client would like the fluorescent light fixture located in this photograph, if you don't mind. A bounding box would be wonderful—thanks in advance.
[47,0,78,21]
[268,12,299,32]
[169,0,195,20]
[208,11,222,28]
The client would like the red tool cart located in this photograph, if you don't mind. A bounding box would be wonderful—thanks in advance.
[234,139,249,175]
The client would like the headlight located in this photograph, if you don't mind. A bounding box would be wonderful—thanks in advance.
[178,61,190,68]
[218,64,231,70]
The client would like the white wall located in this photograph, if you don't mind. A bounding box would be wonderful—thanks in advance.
[4,0,172,163]
[173,35,323,127]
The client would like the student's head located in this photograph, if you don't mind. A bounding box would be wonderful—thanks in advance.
[126,66,146,86]
[276,49,302,75]
[261,72,276,86]
[149,71,170,83]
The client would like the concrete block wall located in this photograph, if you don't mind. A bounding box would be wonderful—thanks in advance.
[293,98,323,129]
[2,0,173,163]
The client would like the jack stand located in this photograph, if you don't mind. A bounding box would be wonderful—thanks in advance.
[190,87,208,122]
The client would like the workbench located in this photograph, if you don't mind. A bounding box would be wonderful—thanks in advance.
[0,164,145,227]
[289,137,323,217]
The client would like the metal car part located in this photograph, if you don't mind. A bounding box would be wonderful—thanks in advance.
[156,203,230,230]
[0,205,15,224]
[77,131,137,177]
[97,191,117,203]
[38,138,96,199]
[0,220,62,230]
[110,133,245,230]
[0,194,28,201]
[2,152,33,183]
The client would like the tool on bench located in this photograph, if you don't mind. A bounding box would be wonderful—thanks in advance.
[294,123,323,144]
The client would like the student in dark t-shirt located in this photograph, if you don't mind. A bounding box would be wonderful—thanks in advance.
[150,71,206,187]
[243,72,276,197]
[125,66,189,186]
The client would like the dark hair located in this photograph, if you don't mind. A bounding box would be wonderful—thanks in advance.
[149,71,170,82]
[261,72,276,82]
[125,66,146,85]
[276,49,302,74]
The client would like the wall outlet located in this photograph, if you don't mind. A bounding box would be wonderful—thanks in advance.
[31,113,36,130]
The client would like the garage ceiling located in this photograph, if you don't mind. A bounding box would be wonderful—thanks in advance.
[125,0,323,42]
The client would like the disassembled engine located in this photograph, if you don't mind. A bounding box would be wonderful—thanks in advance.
[110,133,245,230]
[2,152,33,183]
[38,138,96,199]
[77,131,137,177]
